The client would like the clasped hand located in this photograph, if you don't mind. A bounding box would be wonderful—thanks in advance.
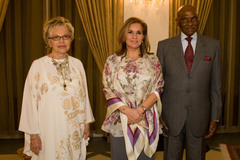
[125,107,144,124]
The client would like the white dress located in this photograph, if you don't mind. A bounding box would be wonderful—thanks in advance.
[19,55,94,160]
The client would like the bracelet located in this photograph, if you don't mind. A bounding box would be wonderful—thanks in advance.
[139,104,146,114]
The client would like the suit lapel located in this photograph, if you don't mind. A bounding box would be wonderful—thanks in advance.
[191,35,206,73]
[172,35,188,73]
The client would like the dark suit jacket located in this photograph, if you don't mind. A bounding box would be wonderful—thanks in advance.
[157,34,222,137]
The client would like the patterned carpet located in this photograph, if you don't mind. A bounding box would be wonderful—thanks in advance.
[220,144,240,160]
[0,149,224,160]
[227,144,240,160]
[2,134,240,160]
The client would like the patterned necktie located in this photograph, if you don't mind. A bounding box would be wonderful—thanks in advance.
[185,37,194,73]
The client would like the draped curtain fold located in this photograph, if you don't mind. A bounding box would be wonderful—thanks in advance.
[75,0,123,72]
[204,0,240,133]
[0,0,45,138]
[223,0,237,133]
[169,0,213,37]
[75,0,123,133]
[0,0,9,31]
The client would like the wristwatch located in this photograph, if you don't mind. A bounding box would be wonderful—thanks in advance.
[139,104,146,114]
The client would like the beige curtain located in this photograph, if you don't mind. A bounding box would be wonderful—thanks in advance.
[75,0,123,72]
[0,0,9,31]
[75,0,123,134]
[204,0,240,133]
[169,0,213,37]
[0,0,45,137]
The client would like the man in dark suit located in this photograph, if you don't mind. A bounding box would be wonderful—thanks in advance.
[157,5,222,160]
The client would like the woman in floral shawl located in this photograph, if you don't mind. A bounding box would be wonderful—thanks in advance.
[102,17,164,160]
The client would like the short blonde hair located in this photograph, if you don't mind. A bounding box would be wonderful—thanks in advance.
[43,16,74,49]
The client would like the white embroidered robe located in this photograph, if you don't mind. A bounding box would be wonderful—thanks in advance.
[19,55,94,160]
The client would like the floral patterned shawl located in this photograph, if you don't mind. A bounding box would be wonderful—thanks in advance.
[101,53,164,159]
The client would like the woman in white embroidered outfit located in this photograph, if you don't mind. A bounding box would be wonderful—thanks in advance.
[19,16,94,160]
[102,17,164,160]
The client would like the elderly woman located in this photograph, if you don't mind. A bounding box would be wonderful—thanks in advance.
[102,17,164,160]
[19,16,94,160]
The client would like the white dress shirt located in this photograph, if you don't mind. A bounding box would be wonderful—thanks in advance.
[181,32,197,55]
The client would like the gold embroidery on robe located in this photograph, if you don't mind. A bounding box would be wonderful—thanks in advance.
[62,98,71,110]
[57,136,74,160]
[34,72,40,81]
[40,83,48,95]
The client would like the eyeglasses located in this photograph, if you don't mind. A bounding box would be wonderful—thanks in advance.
[48,35,71,41]
[180,17,198,24]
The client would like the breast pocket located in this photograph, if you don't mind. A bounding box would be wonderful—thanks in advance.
[199,59,213,72]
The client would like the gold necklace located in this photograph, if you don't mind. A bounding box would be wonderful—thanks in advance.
[52,55,72,90]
